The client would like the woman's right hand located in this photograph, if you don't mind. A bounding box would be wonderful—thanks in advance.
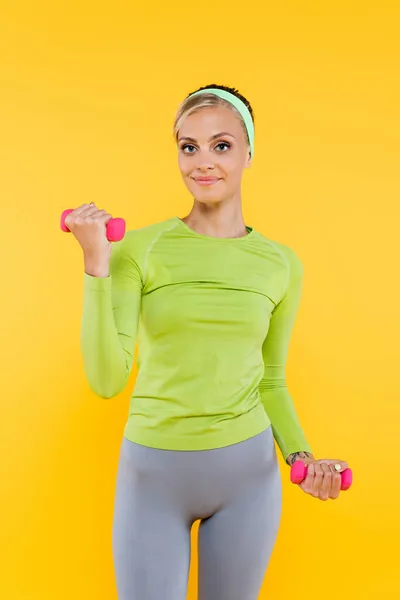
[64,202,113,277]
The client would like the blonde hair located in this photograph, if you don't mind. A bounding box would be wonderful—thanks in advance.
[173,92,251,146]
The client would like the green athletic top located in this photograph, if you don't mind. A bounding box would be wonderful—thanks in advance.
[81,216,311,460]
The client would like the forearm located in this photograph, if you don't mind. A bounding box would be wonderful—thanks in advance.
[80,273,136,398]
[259,246,313,464]
[260,382,312,462]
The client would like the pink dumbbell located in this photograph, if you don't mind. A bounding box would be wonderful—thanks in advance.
[290,461,353,491]
[60,209,126,242]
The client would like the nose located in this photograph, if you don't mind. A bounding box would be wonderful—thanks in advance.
[198,164,214,172]
[194,149,215,171]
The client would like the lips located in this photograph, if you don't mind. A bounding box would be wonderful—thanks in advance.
[194,177,220,185]
[195,177,219,181]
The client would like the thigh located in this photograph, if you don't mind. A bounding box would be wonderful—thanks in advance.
[197,429,282,600]
[112,438,191,600]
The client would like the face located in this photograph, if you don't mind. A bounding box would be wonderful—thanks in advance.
[177,105,252,205]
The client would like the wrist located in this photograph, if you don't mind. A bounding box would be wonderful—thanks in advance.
[286,451,315,466]
[84,255,110,278]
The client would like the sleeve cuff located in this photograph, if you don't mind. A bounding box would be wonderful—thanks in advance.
[280,440,313,462]
[83,271,112,291]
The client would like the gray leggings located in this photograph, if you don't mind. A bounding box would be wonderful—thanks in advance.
[112,427,282,600]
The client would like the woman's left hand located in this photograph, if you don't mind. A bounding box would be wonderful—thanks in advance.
[298,458,349,501]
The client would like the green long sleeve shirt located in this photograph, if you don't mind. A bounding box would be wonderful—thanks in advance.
[81,216,311,460]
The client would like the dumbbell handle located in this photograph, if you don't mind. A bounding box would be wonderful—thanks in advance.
[60,209,126,242]
[290,460,353,491]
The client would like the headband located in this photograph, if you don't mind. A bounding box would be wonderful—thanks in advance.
[189,88,255,157]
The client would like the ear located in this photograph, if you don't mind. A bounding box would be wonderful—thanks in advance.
[244,150,252,169]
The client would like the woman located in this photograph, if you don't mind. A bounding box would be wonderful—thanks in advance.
[66,84,349,600]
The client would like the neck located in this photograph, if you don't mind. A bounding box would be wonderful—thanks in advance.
[182,197,248,239]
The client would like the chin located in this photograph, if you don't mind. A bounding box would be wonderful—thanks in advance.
[196,195,224,205]
[189,187,225,205]
[186,179,226,205]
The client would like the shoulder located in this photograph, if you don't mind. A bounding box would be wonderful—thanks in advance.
[125,217,178,246]
[109,217,177,279]
[253,230,304,280]
[114,217,177,261]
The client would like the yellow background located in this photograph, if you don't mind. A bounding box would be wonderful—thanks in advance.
[1,1,399,598]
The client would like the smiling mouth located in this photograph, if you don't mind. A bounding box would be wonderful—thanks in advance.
[194,178,221,186]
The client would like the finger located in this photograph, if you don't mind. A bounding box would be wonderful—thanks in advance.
[330,460,348,472]
[73,208,109,229]
[317,459,348,472]
[300,462,315,494]
[329,465,342,499]
[68,204,97,227]
[77,203,100,219]
[73,203,95,216]
[319,463,332,501]
[91,210,112,221]
[311,463,324,498]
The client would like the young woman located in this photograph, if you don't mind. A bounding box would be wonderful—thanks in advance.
[66,84,349,600]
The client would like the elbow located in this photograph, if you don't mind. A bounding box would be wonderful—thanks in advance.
[86,373,127,400]
[96,388,120,400]
[82,357,131,399]
[259,376,287,393]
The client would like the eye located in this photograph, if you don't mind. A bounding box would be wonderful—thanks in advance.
[180,141,231,154]
[181,144,196,154]
[215,141,231,152]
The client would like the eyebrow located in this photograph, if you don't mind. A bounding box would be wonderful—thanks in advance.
[178,132,235,143]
